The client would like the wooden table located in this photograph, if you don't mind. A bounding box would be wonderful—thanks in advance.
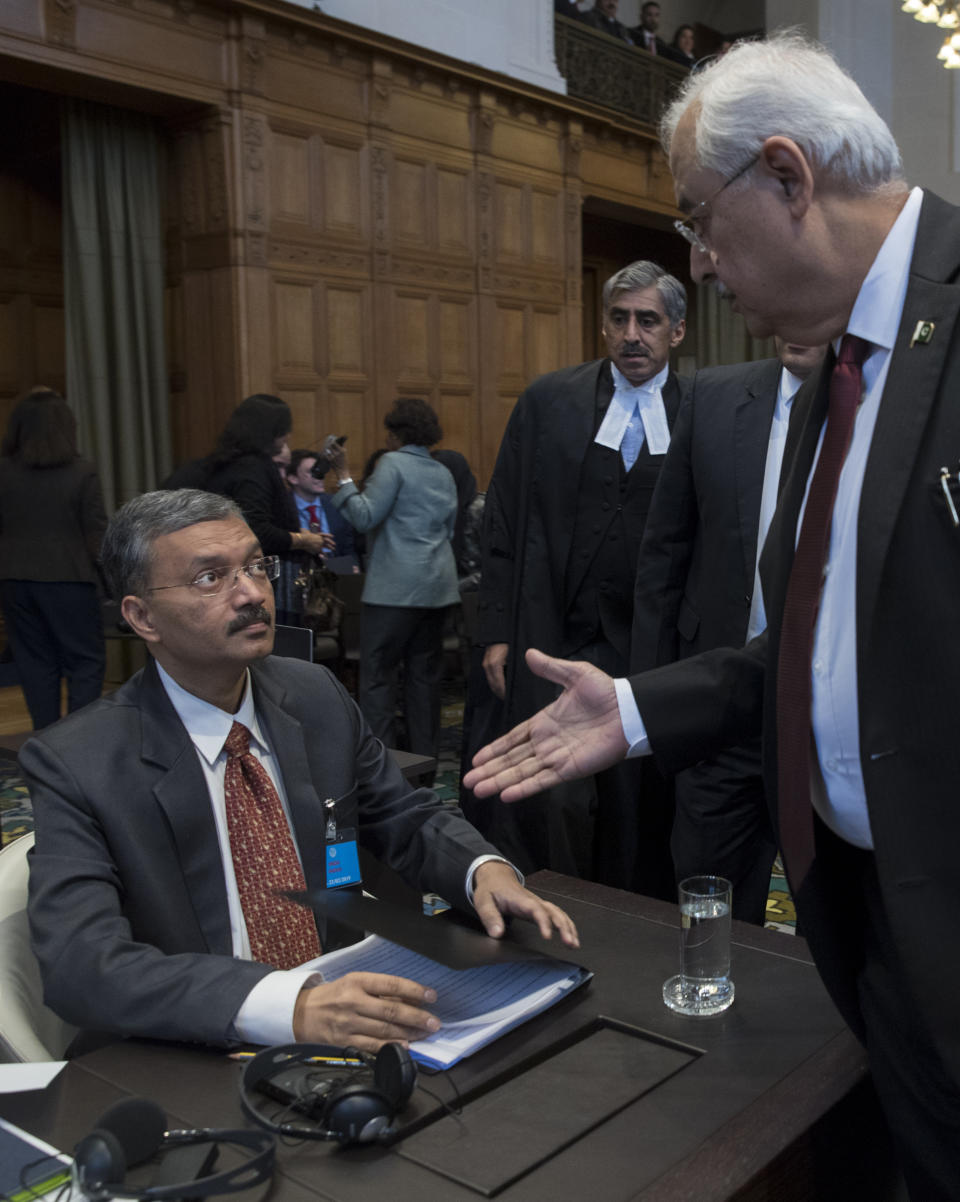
[0,872,900,1201]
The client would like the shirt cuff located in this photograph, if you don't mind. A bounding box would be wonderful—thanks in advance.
[614,677,651,758]
[466,854,523,905]
[232,969,321,1046]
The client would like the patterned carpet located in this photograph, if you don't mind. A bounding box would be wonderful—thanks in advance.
[0,684,796,932]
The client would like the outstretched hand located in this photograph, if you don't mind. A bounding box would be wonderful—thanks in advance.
[462,649,628,803]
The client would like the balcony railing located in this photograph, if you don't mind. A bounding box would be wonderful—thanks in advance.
[554,15,687,130]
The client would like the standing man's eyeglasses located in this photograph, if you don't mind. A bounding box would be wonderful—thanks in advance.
[673,154,760,254]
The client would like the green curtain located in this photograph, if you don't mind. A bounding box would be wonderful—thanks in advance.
[696,282,775,367]
[62,98,172,512]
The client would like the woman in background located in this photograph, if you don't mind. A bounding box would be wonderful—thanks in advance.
[0,387,106,729]
[670,24,696,67]
[166,393,331,625]
[328,398,458,775]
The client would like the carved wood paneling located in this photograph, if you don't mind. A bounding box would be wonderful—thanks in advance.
[1,0,679,481]
[272,132,310,225]
[273,280,317,374]
[324,285,368,378]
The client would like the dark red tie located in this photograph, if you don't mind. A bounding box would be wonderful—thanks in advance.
[223,721,321,969]
[776,335,869,892]
[306,504,321,527]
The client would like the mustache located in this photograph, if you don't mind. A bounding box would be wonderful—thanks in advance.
[621,343,648,354]
[227,604,273,635]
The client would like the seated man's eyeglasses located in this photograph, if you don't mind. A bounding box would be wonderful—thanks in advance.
[147,556,281,597]
[673,154,759,254]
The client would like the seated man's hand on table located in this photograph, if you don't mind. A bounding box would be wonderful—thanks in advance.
[472,860,580,949]
[293,972,440,1052]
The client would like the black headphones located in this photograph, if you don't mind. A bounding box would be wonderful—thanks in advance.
[72,1097,275,1201]
[239,1042,417,1145]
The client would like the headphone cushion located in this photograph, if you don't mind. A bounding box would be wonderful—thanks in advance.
[74,1130,127,1189]
[324,1083,393,1143]
[373,1043,417,1106]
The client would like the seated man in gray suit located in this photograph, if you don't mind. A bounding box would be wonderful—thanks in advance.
[24,489,577,1051]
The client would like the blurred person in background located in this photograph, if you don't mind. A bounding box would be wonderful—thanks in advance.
[328,399,458,777]
[0,387,106,729]
[165,394,331,624]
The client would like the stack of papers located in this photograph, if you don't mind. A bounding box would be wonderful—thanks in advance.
[306,935,591,1069]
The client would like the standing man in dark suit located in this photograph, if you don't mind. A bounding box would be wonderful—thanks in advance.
[631,342,825,925]
[24,489,577,1051]
[473,261,687,891]
[465,34,960,1197]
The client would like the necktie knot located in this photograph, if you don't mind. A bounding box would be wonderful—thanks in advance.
[225,721,251,759]
[838,333,870,370]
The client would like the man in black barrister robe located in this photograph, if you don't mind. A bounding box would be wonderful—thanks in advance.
[470,261,688,891]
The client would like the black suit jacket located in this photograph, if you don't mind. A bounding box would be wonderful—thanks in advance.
[24,656,498,1046]
[629,191,960,1078]
[631,358,783,672]
[477,359,686,725]
[0,457,106,584]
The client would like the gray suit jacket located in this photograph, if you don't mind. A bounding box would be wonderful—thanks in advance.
[24,655,497,1045]
[331,445,459,608]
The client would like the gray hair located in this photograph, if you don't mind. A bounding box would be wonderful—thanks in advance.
[102,489,244,599]
[602,261,687,327]
[660,32,903,194]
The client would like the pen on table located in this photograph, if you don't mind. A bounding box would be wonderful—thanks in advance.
[228,1051,364,1066]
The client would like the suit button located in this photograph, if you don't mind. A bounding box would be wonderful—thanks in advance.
[602,502,611,511]
[609,534,618,542]
[593,524,601,533]
[581,548,590,557]
[604,476,613,485]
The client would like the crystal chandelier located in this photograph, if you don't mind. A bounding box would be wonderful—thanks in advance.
[902,0,960,67]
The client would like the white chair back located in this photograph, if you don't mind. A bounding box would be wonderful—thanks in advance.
[0,833,77,1061]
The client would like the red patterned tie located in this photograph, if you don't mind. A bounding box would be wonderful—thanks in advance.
[306,504,321,528]
[776,335,869,892]
[223,721,321,969]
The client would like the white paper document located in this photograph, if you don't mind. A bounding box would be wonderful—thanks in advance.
[304,935,591,1069]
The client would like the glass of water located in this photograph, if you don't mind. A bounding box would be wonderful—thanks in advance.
[662,875,735,1016]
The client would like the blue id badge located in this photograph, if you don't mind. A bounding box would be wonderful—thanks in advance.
[325,831,362,889]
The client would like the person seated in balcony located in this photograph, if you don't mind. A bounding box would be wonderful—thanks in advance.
[554,0,586,18]
[631,1,675,58]
[669,24,697,68]
[582,0,634,45]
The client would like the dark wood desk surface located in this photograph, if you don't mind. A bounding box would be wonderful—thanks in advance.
[0,873,894,1202]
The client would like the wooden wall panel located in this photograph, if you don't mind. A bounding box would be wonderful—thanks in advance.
[326,389,372,460]
[273,280,317,374]
[439,298,472,381]
[531,308,562,380]
[323,142,365,238]
[393,159,429,246]
[272,133,311,226]
[495,182,525,261]
[324,286,367,379]
[282,388,318,450]
[436,392,471,453]
[394,293,432,382]
[531,189,562,266]
[437,169,472,254]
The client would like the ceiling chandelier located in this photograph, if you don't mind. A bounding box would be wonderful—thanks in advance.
[901,0,960,68]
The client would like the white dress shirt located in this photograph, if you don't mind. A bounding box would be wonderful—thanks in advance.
[157,662,516,1043]
[618,186,924,851]
[745,365,804,643]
